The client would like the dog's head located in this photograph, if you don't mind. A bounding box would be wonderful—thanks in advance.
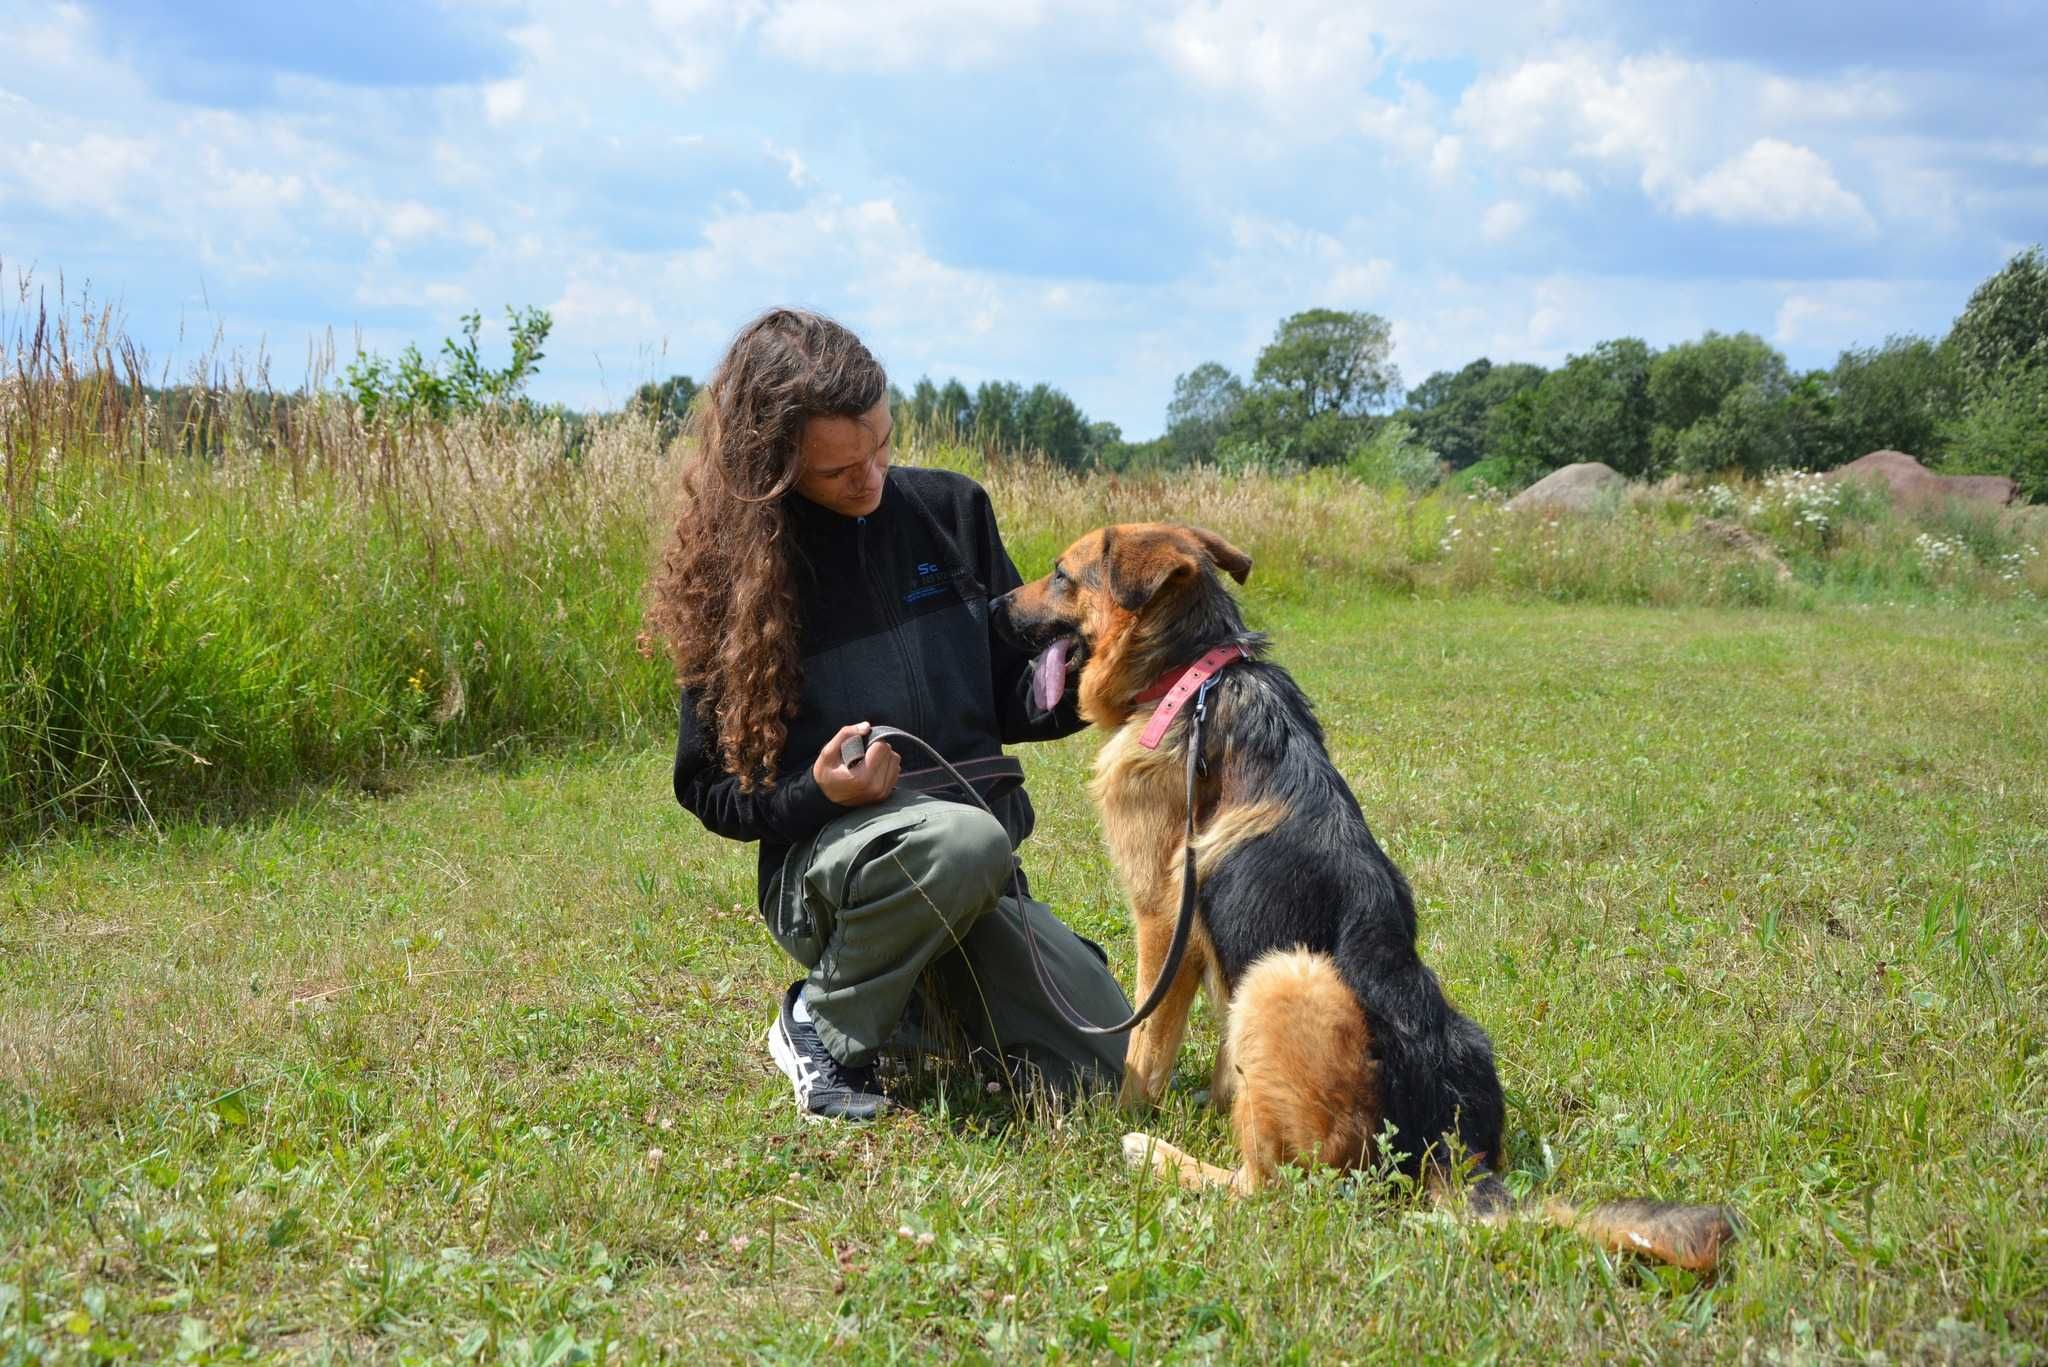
[994,523,1251,725]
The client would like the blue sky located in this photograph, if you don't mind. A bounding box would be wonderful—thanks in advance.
[2,1,2042,438]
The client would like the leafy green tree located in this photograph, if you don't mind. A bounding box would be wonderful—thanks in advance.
[443,306,551,408]
[1662,368,1847,479]
[632,374,698,445]
[1943,361,2048,500]
[1017,383,1089,469]
[1492,338,1655,478]
[1083,420,1123,467]
[1828,336,1956,464]
[972,380,1024,448]
[1779,371,1841,472]
[1665,383,1789,476]
[1945,244,2048,395]
[1208,310,1402,470]
[1648,331,1790,474]
[1402,358,1546,469]
[345,306,553,426]
[936,379,973,436]
[1649,332,1785,434]
[1217,389,1306,468]
[906,376,939,428]
[1164,362,1245,464]
[1252,309,1401,421]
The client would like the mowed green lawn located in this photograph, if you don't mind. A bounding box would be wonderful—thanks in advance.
[4,597,2045,1362]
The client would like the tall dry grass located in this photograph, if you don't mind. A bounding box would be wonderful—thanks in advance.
[2,280,674,835]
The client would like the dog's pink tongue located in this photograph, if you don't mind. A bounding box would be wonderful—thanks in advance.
[1032,638,1071,712]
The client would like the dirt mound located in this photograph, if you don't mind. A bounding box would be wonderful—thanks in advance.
[1692,517,1794,583]
[1508,462,1627,513]
[1827,450,2018,509]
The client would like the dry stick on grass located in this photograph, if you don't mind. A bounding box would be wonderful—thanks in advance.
[288,964,491,1007]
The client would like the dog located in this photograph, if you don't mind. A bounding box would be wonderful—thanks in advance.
[992,522,1735,1272]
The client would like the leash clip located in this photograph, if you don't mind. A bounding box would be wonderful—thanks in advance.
[1192,677,1217,777]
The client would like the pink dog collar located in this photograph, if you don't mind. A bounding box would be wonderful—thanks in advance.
[1136,644,1248,750]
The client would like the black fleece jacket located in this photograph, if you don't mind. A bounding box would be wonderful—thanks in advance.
[672,466,1086,903]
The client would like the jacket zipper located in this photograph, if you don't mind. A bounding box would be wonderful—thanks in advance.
[857,514,929,737]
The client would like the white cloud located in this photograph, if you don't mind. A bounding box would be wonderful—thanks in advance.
[3,134,153,215]
[1775,292,1846,346]
[760,0,1054,71]
[1769,279,1925,349]
[1153,0,1387,127]
[384,200,446,241]
[1480,199,1531,242]
[1519,166,1588,201]
[765,139,810,188]
[1456,50,1712,199]
[1224,214,1394,303]
[1755,73,1903,126]
[1357,78,1463,181]
[552,273,660,332]
[633,0,769,89]
[1672,138,1873,230]
[482,79,527,124]
[1456,49,1884,231]
[1386,271,1682,381]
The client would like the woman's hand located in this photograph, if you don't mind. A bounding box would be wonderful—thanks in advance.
[813,722,900,806]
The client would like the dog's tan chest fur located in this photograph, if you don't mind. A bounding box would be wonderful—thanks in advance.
[1089,719,1187,915]
[1091,707,1292,920]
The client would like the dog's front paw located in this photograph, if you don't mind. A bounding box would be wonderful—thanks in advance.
[1121,1132,1157,1170]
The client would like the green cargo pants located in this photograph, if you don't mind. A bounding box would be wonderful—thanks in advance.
[763,790,1128,1096]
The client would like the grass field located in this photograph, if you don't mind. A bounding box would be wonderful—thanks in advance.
[4,594,2045,1361]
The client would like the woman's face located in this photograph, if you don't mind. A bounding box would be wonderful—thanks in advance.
[793,396,892,517]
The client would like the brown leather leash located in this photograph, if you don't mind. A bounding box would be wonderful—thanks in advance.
[857,669,1223,1036]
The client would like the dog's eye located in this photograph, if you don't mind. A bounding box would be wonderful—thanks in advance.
[1051,564,1069,587]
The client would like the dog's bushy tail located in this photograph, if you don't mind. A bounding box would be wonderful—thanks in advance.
[1541,1195,1738,1272]
[1464,1175,1737,1273]
[1127,1144,1737,1272]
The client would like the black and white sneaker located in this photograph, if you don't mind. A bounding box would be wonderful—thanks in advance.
[766,982,893,1121]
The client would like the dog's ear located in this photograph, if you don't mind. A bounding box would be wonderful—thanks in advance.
[1186,526,1252,585]
[1108,537,1202,611]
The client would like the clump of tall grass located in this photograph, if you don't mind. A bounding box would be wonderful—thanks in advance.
[2,281,673,835]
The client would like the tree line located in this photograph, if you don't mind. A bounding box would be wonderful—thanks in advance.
[624,245,2046,499]
[1136,245,2045,498]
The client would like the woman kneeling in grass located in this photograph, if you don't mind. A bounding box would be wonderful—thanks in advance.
[645,308,1127,1119]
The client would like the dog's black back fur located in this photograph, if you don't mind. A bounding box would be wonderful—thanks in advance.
[1170,574,1505,1178]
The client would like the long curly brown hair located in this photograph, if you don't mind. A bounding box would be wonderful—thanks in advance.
[644,309,887,789]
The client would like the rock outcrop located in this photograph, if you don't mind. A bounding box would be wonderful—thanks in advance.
[1507,462,1627,513]
[1826,450,2018,509]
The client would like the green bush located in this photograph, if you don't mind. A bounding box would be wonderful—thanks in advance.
[1942,362,2048,501]
[1344,418,1442,492]
[1446,454,1537,494]
[2,444,672,836]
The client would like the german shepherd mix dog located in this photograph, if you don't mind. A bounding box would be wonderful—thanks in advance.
[992,523,1735,1272]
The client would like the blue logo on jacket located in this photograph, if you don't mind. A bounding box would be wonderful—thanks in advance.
[904,561,951,605]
